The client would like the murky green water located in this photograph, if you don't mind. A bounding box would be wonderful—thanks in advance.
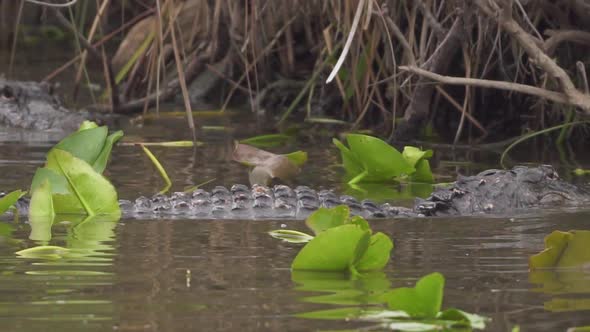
[1,117,590,332]
[3,45,590,331]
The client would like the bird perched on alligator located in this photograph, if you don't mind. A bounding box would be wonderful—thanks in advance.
[5,165,590,219]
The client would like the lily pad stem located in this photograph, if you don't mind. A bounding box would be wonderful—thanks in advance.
[348,169,368,185]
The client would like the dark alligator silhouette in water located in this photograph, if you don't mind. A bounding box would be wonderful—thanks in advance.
[0,78,111,131]
[2,80,589,219]
[6,165,590,219]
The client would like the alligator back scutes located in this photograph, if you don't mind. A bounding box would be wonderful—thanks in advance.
[121,185,418,219]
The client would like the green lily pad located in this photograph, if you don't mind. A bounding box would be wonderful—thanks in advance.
[383,272,445,319]
[403,146,434,183]
[402,146,433,167]
[530,230,590,269]
[437,308,489,329]
[29,180,54,218]
[292,224,369,272]
[305,206,350,235]
[93,130,124,173]
[346,134,414,182]
[333,138,364,177]
[30,168,69,194]
[349,215,370,231]
[53,126,109,167]
[355,232,394,271]
[45,149,120,216]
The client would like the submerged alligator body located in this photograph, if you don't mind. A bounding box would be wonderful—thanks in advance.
[7,165,590,219]
[0,78,107,131]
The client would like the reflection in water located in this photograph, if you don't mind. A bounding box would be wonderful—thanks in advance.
[0,215,117,331]
[0,215,589,331]
[529,230,590,313]
[0,111,590,330]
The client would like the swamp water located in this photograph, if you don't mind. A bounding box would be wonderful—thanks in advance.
[1,120,590,332]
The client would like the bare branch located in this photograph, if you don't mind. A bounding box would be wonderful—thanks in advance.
[544,29,590,55]
[399,65,572,105]
[474,0,590,112]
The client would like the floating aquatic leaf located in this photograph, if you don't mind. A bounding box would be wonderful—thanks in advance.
[77,120,99,131]
[30,168,69,194]
[334,134,415,184]
[333,137,364,177]
[355,232,394,271]
[0,190,26,215]
[437,308,489,330]
[402,146,434,183]
[349,215,370,231]
[412,159,434,183]
[292,224,369,272]
[350,230,372,272]
[305,206,350,235]
[53,125,109,167]
[382,272,445,319]
[401,146,433,167]
[93,130,124,173]
[45,149,120,216]
[529,230,590,269]
[268,229,314,243]
[240,134,293,148]
[347,134,414,180]
[29,180,54,218]
[29,121,122,216]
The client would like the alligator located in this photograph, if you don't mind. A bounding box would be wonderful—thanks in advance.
[5,165,590,219]
[0,78,108,131]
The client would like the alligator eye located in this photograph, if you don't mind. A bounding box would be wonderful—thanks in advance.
[1,86,15,100]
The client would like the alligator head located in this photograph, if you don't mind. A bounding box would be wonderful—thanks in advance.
[417,165,590,215]
[0,78,89,131]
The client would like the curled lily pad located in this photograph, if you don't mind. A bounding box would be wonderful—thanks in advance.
[334,134,416,184]
[355,232,394,271]
[45,149,120,216]
[292,224,369,272]
[305,206,350,235]
[382,272,445,319]
[529,230,590,269]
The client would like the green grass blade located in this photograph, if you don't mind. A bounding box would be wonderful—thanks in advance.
[500,121,590,167]
[140,145,172,194]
